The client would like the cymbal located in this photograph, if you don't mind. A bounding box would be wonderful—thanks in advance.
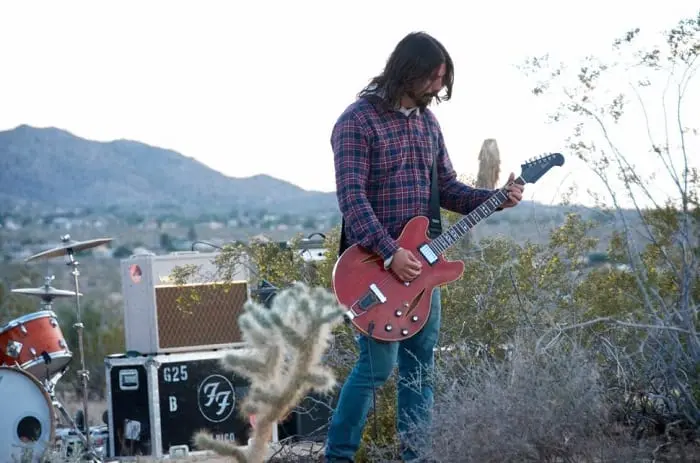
[11,286,82,300]
[25,237,113,262]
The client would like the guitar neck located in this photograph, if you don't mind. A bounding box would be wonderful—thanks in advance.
[430,177,524,255]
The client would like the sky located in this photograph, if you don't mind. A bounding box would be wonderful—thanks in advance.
[1,0,698,209]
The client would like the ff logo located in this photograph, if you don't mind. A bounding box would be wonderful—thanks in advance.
[197,374,235,423]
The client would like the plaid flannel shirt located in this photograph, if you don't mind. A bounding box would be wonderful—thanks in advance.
[333,96,497,261]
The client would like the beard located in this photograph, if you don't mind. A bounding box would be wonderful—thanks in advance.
[407,90,438,109]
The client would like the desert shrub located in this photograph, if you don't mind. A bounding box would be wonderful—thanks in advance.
[193,198,697,461]
[522,9,700,435]
[406,332,653,462]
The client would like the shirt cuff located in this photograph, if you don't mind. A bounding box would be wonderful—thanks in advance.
[377,235,399,262]
[383,255,394,270]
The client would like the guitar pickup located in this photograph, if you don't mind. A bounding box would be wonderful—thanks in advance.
[418,244,438,265]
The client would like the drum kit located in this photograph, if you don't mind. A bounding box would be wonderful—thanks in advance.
[0,234,112,462]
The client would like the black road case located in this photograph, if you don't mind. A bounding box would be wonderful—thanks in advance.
[105,349,277,458]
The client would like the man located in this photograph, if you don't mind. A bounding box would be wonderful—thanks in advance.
[325,32,523,462]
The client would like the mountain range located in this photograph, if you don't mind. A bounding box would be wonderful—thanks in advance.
[0,125,338,215]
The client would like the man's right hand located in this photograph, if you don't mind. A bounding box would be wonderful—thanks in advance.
[389,248,422,282]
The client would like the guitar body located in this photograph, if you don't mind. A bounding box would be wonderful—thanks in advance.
[332,216,464,342]
[331,152,566,342]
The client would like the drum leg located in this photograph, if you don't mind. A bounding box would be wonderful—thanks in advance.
[45,369,103,462]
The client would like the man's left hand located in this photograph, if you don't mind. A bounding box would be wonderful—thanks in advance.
[500,172,524,208]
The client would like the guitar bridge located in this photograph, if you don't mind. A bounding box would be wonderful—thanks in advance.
[357,283,386,311]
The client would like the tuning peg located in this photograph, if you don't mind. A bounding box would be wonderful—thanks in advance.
[524,153,552,165]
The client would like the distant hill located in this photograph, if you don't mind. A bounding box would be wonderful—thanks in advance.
[0,125,338,215]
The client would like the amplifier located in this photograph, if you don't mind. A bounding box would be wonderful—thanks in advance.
[104,349,278,458]
[120,251,251,354]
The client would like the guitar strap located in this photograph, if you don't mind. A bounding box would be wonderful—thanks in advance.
[427,155,442,239]
[338,158,441,255]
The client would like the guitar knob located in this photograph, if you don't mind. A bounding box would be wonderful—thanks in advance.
[411,315,419,322]
[395,310,403,316]
[401,329,409,336]
[385,324,393,332]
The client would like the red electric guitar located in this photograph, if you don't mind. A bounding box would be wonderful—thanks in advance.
[331,153,565,342]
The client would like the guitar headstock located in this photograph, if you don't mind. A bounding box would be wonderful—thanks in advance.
[520,153,565,184]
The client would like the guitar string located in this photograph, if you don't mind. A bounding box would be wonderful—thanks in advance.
[351,189,508,319]
[430,188,510,255]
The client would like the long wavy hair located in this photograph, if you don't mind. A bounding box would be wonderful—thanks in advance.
[359,32,454,110]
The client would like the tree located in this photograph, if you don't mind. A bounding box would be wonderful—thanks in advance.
[187,224,198,242]
[159,232,175,252]
[520,10,700,427]
[112,245,133,259]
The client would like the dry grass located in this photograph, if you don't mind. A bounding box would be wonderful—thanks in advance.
[46,340,700,463]
[358,332,699,463]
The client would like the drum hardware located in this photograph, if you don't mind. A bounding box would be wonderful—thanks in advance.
[40,365,103,461]
[22,233,113,462]
[42,366,95,455]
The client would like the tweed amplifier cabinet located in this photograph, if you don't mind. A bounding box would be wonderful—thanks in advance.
[120,251,251,354]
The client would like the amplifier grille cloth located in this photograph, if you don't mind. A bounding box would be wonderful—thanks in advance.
[154,282,247,348]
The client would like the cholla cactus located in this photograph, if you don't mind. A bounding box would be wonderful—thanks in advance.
[194,282,345,462]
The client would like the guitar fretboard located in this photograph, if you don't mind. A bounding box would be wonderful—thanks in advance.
[429,178,523,255]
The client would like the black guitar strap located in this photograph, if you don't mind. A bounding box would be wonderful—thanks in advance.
[338,158,441,255]
[427,156,442,239]
[338,216,348,256]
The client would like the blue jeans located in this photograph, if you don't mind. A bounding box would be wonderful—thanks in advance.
[325,287,441,462]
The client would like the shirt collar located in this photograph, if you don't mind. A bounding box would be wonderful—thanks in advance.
[365,85,420,117]
[397,105,420,117]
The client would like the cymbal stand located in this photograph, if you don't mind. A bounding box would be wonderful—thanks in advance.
[40,273,55,309]
[64,241,97,460]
